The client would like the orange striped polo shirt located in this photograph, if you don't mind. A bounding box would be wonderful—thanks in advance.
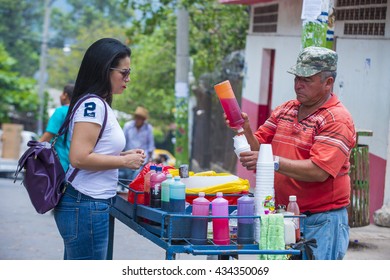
[254,94,356,213]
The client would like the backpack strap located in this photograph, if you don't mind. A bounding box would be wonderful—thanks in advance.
[61,94,108,183]
[55,94,101,140]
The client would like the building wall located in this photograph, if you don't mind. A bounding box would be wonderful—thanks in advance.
[239,0,390,216]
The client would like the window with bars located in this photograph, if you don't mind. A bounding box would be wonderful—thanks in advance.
[336,0,387,36]
[252,4,278,33]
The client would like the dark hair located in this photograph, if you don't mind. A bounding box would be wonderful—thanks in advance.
[69,38,131,112]
[63,83,75,99]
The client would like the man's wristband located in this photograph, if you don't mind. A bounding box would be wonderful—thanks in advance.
[274,156,280,171]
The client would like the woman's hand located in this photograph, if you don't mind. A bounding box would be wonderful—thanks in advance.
[121,149,145,156]
[121,152,146,169]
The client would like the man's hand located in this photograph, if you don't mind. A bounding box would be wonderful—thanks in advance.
[239,151,259,170]
[223,112,252,134]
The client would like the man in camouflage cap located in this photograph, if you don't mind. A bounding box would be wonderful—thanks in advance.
[225,46,356,260]
[287,46,337,77]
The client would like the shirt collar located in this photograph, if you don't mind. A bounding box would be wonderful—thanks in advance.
[293,93,339,110]
[319,93,339,109]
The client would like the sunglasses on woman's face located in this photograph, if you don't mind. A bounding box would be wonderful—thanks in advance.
[110,67,131,79]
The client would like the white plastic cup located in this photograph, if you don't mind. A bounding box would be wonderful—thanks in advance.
[256,162,274,167]
[234,145,251,158]
[256,178,274,183]
[256,170,274,176]
[233,135,249,149]
[233,134,251,158]
[257,144,273,163]
[256,173,274,181]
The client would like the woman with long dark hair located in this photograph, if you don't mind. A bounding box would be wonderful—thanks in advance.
[54,38,145,260]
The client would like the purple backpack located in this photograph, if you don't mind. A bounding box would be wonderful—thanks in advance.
[14,94,107,214]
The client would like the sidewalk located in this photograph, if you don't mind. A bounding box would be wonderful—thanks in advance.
[346,223,390,260]
[1,178,389,260]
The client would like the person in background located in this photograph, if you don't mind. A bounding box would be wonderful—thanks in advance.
[122,106,155,180]
[39,84,74,171]
[155,154,168,166]
[54,38,145,260]
[227,46,356,260]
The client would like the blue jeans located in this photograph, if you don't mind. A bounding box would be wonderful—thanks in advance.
[302,207,349,260]
[54,184,115,260]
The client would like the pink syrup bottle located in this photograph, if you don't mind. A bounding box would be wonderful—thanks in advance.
[211,192,230,245]
[190,192,210,245]
[214,80,245,133]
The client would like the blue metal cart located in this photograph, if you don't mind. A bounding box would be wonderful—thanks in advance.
[107,185,302,260]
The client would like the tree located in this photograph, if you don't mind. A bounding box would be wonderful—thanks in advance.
[0,0,43,76]
[0,44,39,127]
[46,17,127,89]
[118,0,248,113]
[122,0,248,79]
[113,13,177,128]
[50,0,135,48]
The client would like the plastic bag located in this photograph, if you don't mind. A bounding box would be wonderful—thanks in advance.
[184,171,250,205]
[185,177,250,195]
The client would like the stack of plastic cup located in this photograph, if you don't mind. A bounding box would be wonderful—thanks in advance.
[254,144,275,243]
[233,134,251,158]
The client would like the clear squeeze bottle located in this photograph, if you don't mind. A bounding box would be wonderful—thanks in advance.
[287,195,301,242]
[237,191,255,244]
[169,176,186,213]
[190,192,210,245]
[214,80,245,133]
[150,166,166,208]
[143,165,156,206]
[211,192,230,245]
[161,174,174,212]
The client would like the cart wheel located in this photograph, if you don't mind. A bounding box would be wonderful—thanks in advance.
[165,252,176,260]
[218,254,238,260]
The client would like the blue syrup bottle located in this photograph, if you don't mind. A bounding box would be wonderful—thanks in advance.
[169,176,186,213]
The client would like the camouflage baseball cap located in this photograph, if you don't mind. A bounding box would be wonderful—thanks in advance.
[287,46,337,77]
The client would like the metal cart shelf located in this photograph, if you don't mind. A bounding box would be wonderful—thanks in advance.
[107,186,301,260]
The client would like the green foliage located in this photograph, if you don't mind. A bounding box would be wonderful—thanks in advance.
[113,13,176,129]
[153,126,165,144]
[0,44,39,123]
[0,0,42,76]
[47,18,127,88]
[122,0,249,79]
[187,1,249,78]
[117,0,248,126]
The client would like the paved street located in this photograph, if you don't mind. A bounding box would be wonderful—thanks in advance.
[0,178,204,260]
[0,178,389,260]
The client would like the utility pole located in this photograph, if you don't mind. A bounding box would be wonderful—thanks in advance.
[174,6,190,167]
[37,0,53,136]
